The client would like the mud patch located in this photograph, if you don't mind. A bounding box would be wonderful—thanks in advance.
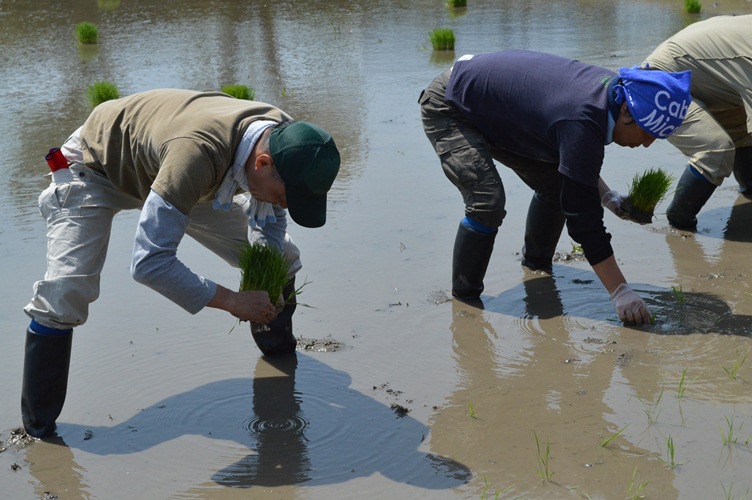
[0,428,34,453]
[296,336,345,352]
[373,383,413,418]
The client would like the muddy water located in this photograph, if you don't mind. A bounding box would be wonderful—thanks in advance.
[2,0,752,498]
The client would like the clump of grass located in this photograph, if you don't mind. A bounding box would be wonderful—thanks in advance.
[722,350,748,381]
[238,242,290,308]
[533,431,554,481]
[658,435,683,468]
[75,22,99,44]
[448,0,467,7]
[625,168,674,223]
[221,84,255,101]
[636,385,664,424]
[429,28,455,51]
[684,0,702,13]
[626,466,650,499]
[86,81,119,107]
[672,285,686,307]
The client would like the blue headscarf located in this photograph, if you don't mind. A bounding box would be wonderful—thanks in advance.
[613,67,692,139]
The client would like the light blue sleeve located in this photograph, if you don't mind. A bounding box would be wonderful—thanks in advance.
[131,190,217,314]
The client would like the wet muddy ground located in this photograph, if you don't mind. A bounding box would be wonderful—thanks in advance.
[1,0,752,498]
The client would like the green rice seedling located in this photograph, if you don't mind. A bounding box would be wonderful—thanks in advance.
[624,167,674,223]
[677,367,689,399]
[672,285,686,307]
[86,81,119,107]
[600,423,629,448]
[720,415,740,446]
[636,385,664,424]
[448,0,467,7]
[685,0,702,14]
[221,84,255,101]
[75,22,99,44]
[722,350,748,381]
[626,466,650,499]
[721,482,749,500]
[467,402,478,419]
[533,431,554,482]
[238,242,290,308]
[429,28,455,51]
[658,435,683,468]
[570,242,583,254]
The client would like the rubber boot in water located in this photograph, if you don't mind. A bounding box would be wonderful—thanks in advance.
[451,217,497,305]
[733,146,752,200]
[251,278,298,357]
[21,323,73,438]
[666,165,717,231]
[521,192,566,273]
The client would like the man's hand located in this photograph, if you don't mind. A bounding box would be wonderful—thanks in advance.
[207,286,279,324]
[609,283,651,325]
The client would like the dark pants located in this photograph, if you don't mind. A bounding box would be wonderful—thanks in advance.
[419,69,562,228]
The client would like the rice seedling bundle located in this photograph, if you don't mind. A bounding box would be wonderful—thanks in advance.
[625,167,674,223]
[238,242,289,309]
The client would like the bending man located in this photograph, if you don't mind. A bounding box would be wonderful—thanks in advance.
[22,89,340,438]
[419,50,690,322]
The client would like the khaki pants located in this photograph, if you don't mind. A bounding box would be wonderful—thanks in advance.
[24,131,300,330]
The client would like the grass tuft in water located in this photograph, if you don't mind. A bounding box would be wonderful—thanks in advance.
[672,285,686,307]
[626,466,650,499]
[533,431,554,481]
[448,0,467,7]
[86,81,119,107]
[238,242,290,308]
[684,0,702,13]
[722,350,748,381]
[221,84,255,101]
[626,167,674,221]
[429,28,455,51]
[75,22,99,44]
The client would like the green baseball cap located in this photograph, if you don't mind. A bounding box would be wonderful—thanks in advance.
[269,121,340,228]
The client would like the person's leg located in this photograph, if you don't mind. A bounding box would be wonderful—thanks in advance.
[187,198,300,356]
[492,150,564,273]
[664,99,734,230]
[733,146,752,199]
[420,71,505,304]
[22,160,127,437]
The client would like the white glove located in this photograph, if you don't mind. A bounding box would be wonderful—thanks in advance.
[609,283,651,325]
[601,190,629,218]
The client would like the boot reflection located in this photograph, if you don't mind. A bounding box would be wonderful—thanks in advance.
[521,272,564,320]
[26,434,89,498]
[212,354,310,487]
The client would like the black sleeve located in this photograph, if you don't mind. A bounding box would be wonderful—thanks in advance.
[560,175,614,266]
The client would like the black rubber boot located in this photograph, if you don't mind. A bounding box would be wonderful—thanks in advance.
[451,219,497,304]
[733,146,752,199]
[21,327,73,438]
[521,193,566,273]
[251,278,298,357]
[666,166,717,231]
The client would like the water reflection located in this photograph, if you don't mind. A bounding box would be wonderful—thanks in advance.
[430,300,678,498]
[51,354,469,492]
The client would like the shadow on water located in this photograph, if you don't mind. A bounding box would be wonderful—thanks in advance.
[483,265,752,338]
[31,354,470,491]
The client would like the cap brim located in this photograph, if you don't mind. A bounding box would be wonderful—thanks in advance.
[286,185,327,228]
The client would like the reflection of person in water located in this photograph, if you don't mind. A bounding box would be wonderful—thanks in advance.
[47,354,470,493]
[213,355,310,487]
